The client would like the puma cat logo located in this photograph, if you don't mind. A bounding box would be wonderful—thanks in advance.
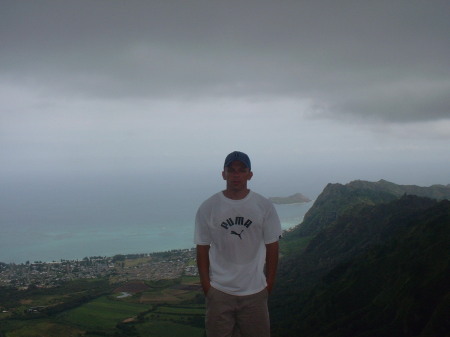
[231,230,244,239]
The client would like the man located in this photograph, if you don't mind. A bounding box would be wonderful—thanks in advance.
[195,151,282,337]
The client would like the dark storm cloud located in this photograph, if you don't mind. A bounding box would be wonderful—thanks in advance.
[1,0,449,122]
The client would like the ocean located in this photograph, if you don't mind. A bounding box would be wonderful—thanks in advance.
[0,176,313,263]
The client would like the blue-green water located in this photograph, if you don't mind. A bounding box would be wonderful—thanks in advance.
[0,177,312,263]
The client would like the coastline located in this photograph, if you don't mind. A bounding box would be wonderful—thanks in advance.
[1,201,313,264]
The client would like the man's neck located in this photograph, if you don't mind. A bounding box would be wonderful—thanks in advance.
[222,189,250,200]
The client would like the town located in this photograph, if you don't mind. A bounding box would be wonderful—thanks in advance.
[0,248,198,289]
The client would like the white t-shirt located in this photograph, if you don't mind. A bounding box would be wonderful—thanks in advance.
[194,190,282,296]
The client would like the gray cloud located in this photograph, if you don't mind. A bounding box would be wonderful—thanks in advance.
[1,0,449,123]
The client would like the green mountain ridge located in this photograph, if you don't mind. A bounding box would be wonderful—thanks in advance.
[291,179,450,238]
[271,180,450,337]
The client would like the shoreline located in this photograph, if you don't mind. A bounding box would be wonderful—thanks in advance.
[1,202,313,265]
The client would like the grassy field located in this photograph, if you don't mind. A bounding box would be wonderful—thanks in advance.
[140,287,194,303]
[5,321,83,337]
[1,277,206,337]
[136,304,205,337]
[59,295,149,330]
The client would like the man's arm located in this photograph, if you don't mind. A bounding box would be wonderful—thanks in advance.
[196,244,211,295]
[265,241,279,294]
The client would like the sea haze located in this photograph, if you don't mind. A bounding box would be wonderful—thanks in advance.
[0,175,312,263]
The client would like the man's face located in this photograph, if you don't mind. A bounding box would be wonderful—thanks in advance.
[222,160,253,191]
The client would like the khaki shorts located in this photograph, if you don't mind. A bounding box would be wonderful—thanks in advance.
[205,287,270,337]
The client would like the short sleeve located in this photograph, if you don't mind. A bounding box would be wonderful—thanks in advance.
[263,202,282,244]
[194,203,212,245]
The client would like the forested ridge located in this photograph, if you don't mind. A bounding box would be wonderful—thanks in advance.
[271,180,450,337]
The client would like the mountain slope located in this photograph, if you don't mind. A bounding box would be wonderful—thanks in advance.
[290,179,450,238]
[271,181,450,337]
[279,199,450,337]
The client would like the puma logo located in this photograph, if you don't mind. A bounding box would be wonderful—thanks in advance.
[231,230,244,239]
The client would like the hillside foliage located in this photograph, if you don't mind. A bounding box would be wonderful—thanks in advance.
[270,180,450,337]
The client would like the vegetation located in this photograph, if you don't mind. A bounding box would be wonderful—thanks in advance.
[292,179,450,238]
[270,181,450,337]
[0,277,205,337]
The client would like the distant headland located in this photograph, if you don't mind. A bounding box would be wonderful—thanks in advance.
[269,193,311,204]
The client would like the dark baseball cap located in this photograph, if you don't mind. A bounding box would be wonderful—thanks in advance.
[224,151,251,170]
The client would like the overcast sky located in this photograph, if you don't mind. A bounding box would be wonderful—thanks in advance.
[1,0,449,198]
